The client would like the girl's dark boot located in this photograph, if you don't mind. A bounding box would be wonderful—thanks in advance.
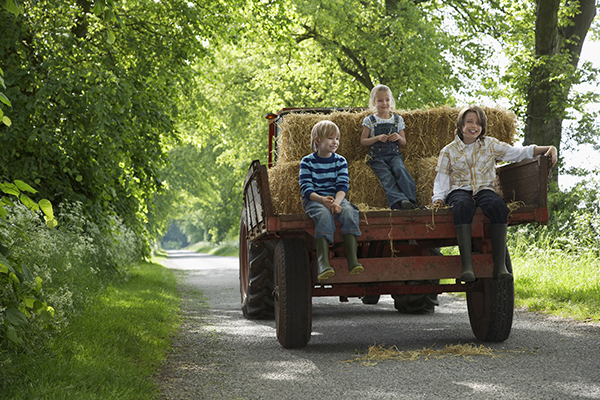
[316,237,335,280]
[343,234,364,275]
[455,224,475,283]
[490,223,513,281]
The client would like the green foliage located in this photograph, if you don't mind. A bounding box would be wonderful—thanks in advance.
[1,261,180,399]
[0,180,57,348]
[0,0,236,247]
[1,196,143,352]
[509,178,600,256]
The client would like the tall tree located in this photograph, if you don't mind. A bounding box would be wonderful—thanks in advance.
[524,0,597,155]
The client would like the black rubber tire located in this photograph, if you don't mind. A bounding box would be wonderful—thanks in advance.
[467,249,514,342]
[274,238,312,349]
[361,295,381,305]
[239,220,275,320]
[392,248,441,314]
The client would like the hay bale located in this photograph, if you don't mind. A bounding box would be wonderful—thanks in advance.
[347,160,388,209]
[268,161,303,215]
[277,114,327,163]
[277,110,371,164]
[269,106,518,214]
[276,106,516,165]
[411,156,439,207]
[400,105,516,162]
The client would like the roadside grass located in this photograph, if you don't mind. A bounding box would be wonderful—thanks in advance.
[511,244,600,322]
[2,261,179,400]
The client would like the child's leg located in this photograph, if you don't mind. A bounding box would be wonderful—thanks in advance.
[388,155,417,203]
[303,200,336,244]
[474,190,512,280]
[369,158,409,208]
[446,190,477,282]
[446,190,477,225]
[335,199,361,237]
[303,199,336,279]
[335,199,364,274]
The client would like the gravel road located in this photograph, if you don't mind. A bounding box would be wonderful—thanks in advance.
[156,250,600,400]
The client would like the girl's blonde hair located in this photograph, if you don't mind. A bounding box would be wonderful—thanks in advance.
[368,84,396,112]
[456,105,487,141]
[311,120,340,152]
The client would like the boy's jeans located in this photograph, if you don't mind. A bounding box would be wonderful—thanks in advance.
[303,198,361,244]
[369,153,416,207]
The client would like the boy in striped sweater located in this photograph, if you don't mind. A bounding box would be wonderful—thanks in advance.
[299,120,363,280]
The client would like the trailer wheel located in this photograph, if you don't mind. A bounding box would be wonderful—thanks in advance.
[361,295,381,305]
[467,249,514,342]
[274,238,312,349]
[239,221,275,319]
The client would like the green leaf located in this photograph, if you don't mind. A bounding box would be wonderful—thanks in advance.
[24,298,37,308]
[0,253,11,272]
[6,306,29,326]
[19,194,39,211]
[21,263,34,282]
[45,217,58,229]
[107,30,116,45]
[2,0,21,16]
[0,92,11,107]
[1,196,16,207]
[0,184,19,196]
[2,116,11,126]
[14,180,38,194]
[40,309,52,322]
[5,325,22,345]
[38,199,54,218]
[0,206,7,219]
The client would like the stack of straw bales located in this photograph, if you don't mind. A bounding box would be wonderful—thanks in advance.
[269,106,516,214]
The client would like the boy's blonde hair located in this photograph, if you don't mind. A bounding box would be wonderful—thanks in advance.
[311,120,340,152]
[456,105,487,141]
[368,84,396,112]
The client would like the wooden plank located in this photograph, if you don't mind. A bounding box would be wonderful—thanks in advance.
[318,254,494,283]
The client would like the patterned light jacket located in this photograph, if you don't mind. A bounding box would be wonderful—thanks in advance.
[432,136,535,202]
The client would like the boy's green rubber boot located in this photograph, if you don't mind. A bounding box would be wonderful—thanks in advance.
[491,223,513,281]
[343,234,364,275]
[316,237,335,280]
[455,224,475,283]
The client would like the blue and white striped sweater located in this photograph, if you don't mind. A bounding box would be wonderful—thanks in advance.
[299,152,349,200]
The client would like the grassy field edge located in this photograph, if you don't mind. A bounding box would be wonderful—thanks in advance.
[2,261,181,400]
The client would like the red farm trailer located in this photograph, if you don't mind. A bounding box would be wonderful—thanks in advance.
[239,107,551,349]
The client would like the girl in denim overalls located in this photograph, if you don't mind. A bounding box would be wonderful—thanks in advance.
[360,85,417,210]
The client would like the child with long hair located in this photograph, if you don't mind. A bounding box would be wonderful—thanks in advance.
[360,85,417,210]
[432,105,557,282]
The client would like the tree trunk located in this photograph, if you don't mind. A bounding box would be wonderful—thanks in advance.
[524,0,596,183]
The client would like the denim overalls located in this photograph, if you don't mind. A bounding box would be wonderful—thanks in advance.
[367,114,417,207]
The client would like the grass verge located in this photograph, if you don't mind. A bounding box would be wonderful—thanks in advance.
[512,248,600,321]
[1,261,180,400]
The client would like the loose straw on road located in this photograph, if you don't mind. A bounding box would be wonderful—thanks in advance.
[344,343,507,366]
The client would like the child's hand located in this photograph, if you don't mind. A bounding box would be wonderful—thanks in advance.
[378,135,389,143]
[433,199,444,209]
[322,196,335,208]
[388,132,400,142]
[545,146,558,167]
[330,202,342,214]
